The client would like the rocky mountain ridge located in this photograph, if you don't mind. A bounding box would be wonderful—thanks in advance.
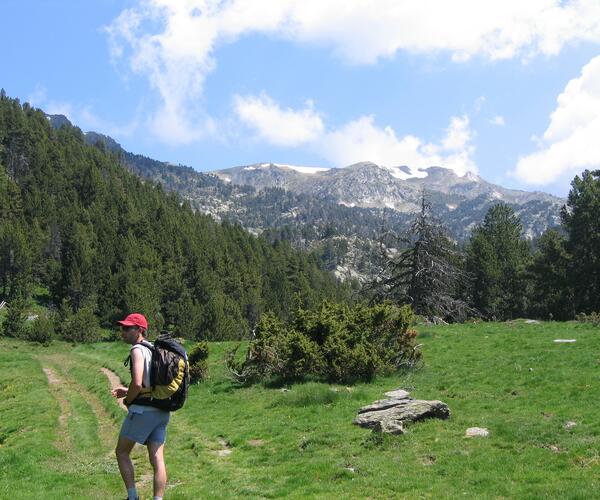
[215,161,559,215]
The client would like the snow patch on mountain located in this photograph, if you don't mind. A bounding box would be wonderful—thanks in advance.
[382,164,429,180]
[274,163,330,174]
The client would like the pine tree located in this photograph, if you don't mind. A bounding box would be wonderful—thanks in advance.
[528,229,573,320]
[0,221,32,300]
[466,203,531,320]
[561,169,600,314]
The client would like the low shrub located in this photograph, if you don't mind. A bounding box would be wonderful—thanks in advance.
[188,341,209,383]
[227,301,421,384]
[27,315,54,344]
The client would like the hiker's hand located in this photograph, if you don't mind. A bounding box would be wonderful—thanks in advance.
[111,387,128,398]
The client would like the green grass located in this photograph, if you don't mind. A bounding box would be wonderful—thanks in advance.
[2,320,600,498]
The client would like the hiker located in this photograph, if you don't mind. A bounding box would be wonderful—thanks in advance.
[112,313,169,500]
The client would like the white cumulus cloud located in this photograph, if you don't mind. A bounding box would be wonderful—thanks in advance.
[234,92,477,175]
[233,93,324,147]
[318,114,476,176]
[106,0,600,144]
[514,55,600,185]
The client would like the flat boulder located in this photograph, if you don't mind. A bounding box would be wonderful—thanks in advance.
[354,396,450,434]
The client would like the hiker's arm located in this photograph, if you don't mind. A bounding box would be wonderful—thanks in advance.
[124,348,144,405]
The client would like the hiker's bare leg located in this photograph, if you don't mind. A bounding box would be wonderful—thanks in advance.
[116,436,137,489]
[147,440,167,497]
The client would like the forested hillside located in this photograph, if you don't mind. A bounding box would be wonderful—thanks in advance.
[0,94,350,340]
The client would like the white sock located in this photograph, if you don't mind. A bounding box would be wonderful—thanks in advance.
[127,487,138,499]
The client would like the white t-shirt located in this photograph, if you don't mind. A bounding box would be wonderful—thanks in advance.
[129,342,161,413]
[131,342,153,388]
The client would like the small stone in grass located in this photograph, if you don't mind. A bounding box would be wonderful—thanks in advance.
[384,389,411,399]
[564,421,577,430]
[466,427,489,437]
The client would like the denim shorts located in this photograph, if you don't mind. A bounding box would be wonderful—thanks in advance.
[119,406,170,445]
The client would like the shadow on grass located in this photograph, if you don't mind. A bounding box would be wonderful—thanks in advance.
[207,378,240,394]
[360,429,401,450]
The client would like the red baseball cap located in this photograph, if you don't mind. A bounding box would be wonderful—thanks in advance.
[117,313,148,330]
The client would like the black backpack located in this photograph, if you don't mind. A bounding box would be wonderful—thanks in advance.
[125,332,189,411]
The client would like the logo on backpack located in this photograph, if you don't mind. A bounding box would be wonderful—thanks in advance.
[125,331,189,411]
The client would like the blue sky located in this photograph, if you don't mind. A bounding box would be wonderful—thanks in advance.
[3,1,600,196]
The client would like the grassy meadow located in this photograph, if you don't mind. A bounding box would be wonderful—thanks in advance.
[1,320,599,499]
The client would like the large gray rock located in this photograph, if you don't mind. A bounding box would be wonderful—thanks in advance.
[354,397,450,434]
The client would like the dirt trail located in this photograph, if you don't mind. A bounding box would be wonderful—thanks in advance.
[39,355,153,489]
[41,355,118,453]
[42,366,72,451]
[100,367,128,412]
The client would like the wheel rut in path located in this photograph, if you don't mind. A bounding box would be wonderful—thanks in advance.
[40,354,117,457]
[41,366,72,452]
[100,367,128,412]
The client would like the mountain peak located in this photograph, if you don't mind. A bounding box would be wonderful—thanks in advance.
[45,114,72,129]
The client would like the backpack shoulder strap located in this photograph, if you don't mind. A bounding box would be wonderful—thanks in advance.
[124,341,154,367]
[139,340,155,352]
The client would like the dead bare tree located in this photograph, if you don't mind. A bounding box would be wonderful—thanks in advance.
[364,192,475,322]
